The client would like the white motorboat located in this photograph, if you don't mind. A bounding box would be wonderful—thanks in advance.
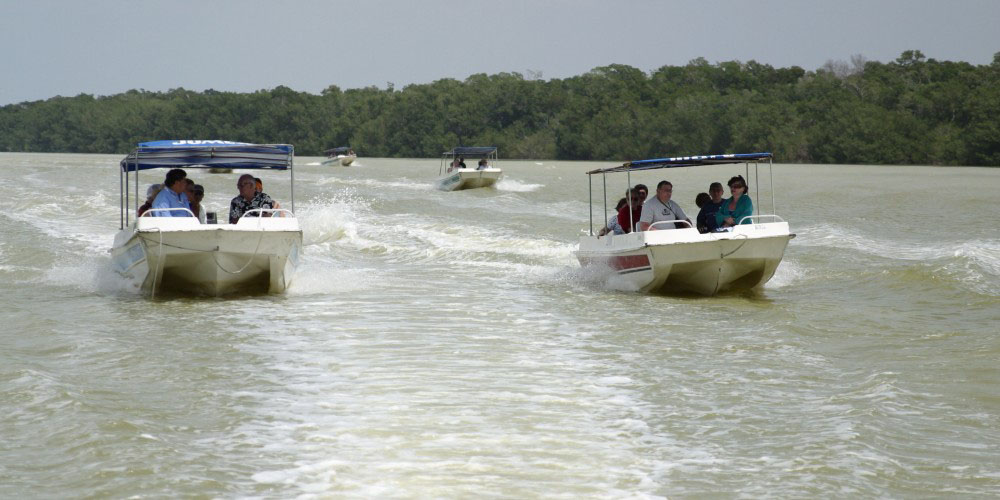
[322,147,356,166]
[110,140,303,297]
[575,153,794,296]
[436,146,502,191]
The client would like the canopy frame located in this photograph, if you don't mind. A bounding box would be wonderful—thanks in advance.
[586,152,775,236]
[119,141,295,229]
[439,146,498,175]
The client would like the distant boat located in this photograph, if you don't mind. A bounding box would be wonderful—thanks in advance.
[207,167,233,174]
[576,153,794,296]
[110,140,302,297]
[322,146,356,166]
[436,146,502,191]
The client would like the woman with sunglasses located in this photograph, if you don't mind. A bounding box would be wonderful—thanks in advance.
[715,175,753,229]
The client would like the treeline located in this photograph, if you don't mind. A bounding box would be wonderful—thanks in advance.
[1,50,998,165]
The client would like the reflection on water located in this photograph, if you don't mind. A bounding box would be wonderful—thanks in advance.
[1,153,998,497]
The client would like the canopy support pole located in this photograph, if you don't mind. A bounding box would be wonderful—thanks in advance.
[769,157,775,217]
[627,169,633,232]
[289,146,295,214]
[602,172,607,235]
[588,174,593,236]
[754,161,760,217]
[119,163,124,230]
[134,156,139,221]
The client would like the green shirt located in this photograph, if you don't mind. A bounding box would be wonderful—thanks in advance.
[715,195,753,226]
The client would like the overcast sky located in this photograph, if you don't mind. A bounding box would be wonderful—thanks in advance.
[2,0,998,105]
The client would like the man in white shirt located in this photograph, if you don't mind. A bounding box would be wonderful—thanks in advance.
[639,180,691,231]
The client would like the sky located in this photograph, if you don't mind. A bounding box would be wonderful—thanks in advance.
[2,0,998,105]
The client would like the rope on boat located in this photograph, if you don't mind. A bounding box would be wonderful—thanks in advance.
[721,234,749,258]
[212,229,266,275]
[137,229,267,275]
[149,228,163,300]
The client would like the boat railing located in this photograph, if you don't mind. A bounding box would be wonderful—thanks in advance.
[140,208,197,218]
[240,208,295,220]
[738,214,785,225]
[647,220,694,230]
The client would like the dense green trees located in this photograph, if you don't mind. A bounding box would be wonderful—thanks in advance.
[1,51,998,165]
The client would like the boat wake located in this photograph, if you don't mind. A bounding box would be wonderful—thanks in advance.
[796,223,1000,295]
[496,178,543,192]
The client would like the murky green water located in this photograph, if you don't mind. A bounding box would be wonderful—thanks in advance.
[1,153,998,497]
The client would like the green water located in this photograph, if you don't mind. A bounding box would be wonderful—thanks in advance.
[1,153,998,497]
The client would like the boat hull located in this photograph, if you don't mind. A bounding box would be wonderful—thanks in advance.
[110,216,302,297]
[436,168,502,191]
[576,221,793,295]
[322,154,356,167]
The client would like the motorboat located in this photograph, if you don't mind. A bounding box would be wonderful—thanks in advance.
[207,167,233,174]
[322,146,356,166]
[110,140,303,297]
[575,153,794,296]
[436,146,502,191]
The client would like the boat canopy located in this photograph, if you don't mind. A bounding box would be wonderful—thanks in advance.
[586,153,772,175]
[324,147,351,155]
[120,140,293,172]
[443,146,497,157]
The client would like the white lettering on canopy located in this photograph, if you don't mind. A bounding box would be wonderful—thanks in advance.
[171,140,248,146]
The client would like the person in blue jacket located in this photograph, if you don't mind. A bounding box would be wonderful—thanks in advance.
[715,175,753,228]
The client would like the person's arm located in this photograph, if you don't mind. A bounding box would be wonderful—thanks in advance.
[715,199,731,227]
[638,203,653,231]
[673,202,691,228]
[150,191,170,217]
[229,199,240,224]
[734,196,753,224]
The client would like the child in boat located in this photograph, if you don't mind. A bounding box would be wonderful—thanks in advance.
[598,197,629,236]
[696,182,725,233]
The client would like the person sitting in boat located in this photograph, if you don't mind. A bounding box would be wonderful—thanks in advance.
[598,197,629,236]
[477,158,488,170]
[137,183,162,218]
[616,188,644,234]
[458,157,467,169]
[184,181,207,224]
[639,180,690,231]
[150,168,192,217]
[696,182,725,233]
[229,173,276,224]
[635,184,648,203]
[255,177,282,214]
[715,175,753,228]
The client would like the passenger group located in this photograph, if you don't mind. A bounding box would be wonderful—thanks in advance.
[602,175,752,236]
[137,168,281,224]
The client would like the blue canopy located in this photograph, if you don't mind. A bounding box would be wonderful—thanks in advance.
[586,153,772,174]
[120,140,294,172]
[443,146,497,156]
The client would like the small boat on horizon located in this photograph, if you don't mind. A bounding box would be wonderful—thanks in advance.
[436,146,502,191]
[110,140,303,298]
[575,153,794,296]
[322,146,356,166]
